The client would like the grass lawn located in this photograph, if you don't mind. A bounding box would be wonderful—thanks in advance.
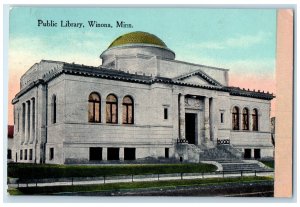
[261,161,274,169]
[9,176,273,195]
[8,163,217,179]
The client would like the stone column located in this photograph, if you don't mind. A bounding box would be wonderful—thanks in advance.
[179,94,185,139]
[102,148,107,161]
[119,147,124,160]
[204,97,210,142]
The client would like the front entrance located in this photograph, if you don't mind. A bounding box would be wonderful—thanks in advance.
[185,113,197,144]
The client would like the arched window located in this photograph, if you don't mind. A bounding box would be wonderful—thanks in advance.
[252,109,258,131]
[122,96,134,124]
[106,94,118,123]
[88,92,101,122]
[232,106,239,130]
[242,108,249,130]
[52,95,57,124]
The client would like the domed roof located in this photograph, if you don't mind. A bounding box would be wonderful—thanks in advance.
[108,31,168,49]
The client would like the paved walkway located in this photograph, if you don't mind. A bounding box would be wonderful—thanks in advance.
[8,171,274,188]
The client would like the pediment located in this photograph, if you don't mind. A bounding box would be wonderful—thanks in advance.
[181,75,214,86]
[174,70,222,87]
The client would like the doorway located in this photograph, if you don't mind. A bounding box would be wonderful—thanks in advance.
[185,113,197,144]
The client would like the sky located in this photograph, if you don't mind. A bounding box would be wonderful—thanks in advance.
[8,7,277,125]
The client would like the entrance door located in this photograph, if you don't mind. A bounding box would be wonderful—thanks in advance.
[185,113,197,144]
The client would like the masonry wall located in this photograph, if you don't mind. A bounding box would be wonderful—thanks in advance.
[61,75,175,163]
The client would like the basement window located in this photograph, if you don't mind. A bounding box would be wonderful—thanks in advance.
[50,148,54,160]
[89,147,102,161]
[124,148,136,160]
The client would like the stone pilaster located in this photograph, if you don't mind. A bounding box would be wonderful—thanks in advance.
[179,94,185,139]
[249,110,253,131]
[101,99,106,123]
[210,97,218,142]
[204,97,210,142]
[118,98,122,124]
[119,147,124,160]
[102,148,107,161]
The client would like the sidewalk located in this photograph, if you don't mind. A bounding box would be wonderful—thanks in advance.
[8,171,274,188]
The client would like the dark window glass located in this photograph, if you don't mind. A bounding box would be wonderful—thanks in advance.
[107,148,119,160]
[50,148,54,160]
[89,147,102,161]
[221,113,224,123]
[165,148,169,158]
[7,149,12,159]
[20,150,23,160]
[164,108,168,119]
[52,95,57,124]
[24,149,27,160]
[254,149,261,159]
[29,149,33,160]
[124,148,136,160]
[244,149,251,159]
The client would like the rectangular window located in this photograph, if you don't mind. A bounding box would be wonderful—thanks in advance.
[244,149,251,159]
[7,150,12,159]
[29,149,33,160]
[124,148,136,160]
[50,148,54,160]
[254,149,261,159]
[164,108,168,119]
[107,148,119,160]
[165,148,169,158]
[89,147,102,161]
[24,149,28,160]
[221,113,224,123]
[20,150,23,160]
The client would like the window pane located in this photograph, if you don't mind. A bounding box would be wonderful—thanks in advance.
[89,93,100,101]
[88,102,94,122]
[128,105,133,123]
[107,95,117,102]
[95,102,100,122]
[106,104,111,122]
[123,96,132,104]
[112,104,117,123]
[122,105,127,123]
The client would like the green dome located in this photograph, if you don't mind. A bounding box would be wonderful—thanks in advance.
[108,31,167,49]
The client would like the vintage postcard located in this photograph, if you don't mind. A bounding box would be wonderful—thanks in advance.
[5,6,293,198]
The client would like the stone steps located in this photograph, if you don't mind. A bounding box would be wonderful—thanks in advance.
[220,162,271,172]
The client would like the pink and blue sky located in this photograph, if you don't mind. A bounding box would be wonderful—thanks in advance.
[8,7,277,124]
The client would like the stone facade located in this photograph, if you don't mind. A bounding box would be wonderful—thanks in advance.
[11,32,274,164]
